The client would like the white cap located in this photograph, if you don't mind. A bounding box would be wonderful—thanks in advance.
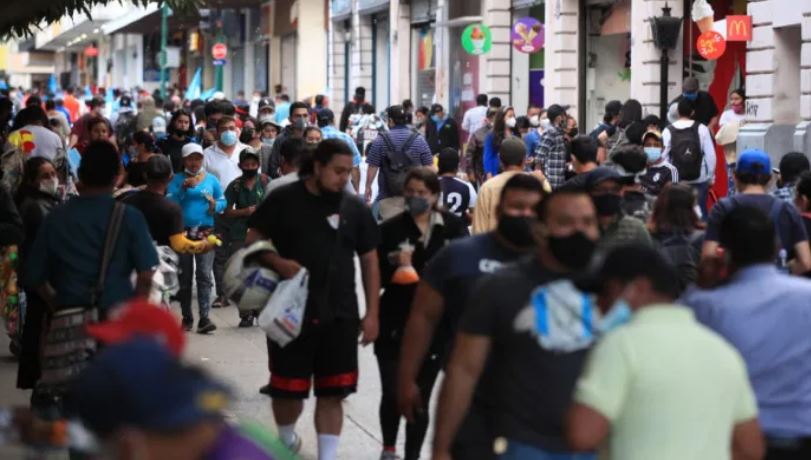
[181,143,204,158]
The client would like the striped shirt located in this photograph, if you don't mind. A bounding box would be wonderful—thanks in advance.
[366,125,433,199]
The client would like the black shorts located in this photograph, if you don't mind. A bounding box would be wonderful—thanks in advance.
[269,317,360,399]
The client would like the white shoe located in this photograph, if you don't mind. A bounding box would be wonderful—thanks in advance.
[284,432,302,454]
[379,451,400,460]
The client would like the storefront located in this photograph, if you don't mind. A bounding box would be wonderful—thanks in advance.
[511,0,546,113]
[359,0,390,110]
[445,1,483,124]
[410,0,437,110]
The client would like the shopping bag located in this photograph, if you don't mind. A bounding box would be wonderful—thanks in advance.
[258,268,309,347]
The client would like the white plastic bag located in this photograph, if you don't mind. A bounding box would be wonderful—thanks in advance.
[258,268,309,347]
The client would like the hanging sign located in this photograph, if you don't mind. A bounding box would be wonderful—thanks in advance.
[211,42,228,60]
[696,30,726,60]
[726,15,752,42]
[511,17,544,53]
[461,24,492,55]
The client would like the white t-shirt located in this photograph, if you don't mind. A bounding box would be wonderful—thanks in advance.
[12,125,64,161]
[662,119,717,185]
[203,142,248,189]
[719,109,746,128]
[462,106,488,133]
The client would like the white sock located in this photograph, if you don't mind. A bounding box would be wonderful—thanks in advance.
[278,424,296,446]
[317,434,340,460]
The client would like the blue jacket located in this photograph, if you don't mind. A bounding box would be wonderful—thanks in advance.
[167,172,226,228]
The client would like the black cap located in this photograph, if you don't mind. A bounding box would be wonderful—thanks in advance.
[120,95,132,107]
[258,98,274,110]
[546,104,569,122]
[605,100,623,117]
[317,108,335,123]
[585,167,622,191]
[239,148,261,164]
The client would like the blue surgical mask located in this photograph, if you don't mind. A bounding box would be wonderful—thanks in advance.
[431,114,442,124]
[683,91,698,101]
[598,299,632,334]
[644,147,662,163]
[261,137,274,146]
[220,130,238,146]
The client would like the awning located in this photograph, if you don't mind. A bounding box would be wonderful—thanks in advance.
[101,4,160,35]
[102,4,201,36]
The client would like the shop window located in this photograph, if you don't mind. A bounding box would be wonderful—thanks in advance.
[412,25,436,109]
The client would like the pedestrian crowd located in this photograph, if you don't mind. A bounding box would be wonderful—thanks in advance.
[0,77,810,460]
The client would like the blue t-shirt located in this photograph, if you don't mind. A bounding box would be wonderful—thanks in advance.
[167,172,226,229]
[24,195,159,310]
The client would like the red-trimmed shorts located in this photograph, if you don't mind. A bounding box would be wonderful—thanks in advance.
[269,317,360,399]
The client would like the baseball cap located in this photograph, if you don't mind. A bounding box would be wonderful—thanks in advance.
[71,339,229,437]
[144,155,173,181]
[546,104,569,122]
[641,129,662,143]
[239,148,261,164]
[181,143,204,158]
[85,300,185,358]
[683,77,700,92]
[585,167,623,190]
[736,149,771,175]
[258,98,274,110]
[317,108,335,123]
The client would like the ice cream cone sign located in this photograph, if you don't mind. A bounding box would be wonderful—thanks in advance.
[691,0,715,34]
[511,17,545,54]
[462,23,493,55]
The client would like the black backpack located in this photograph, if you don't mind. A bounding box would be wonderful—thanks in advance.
[114,112,137,148]
[667,122,703,181]
[655,231,703,295]
[380,132,420,196]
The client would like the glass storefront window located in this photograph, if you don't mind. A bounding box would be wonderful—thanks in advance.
[412,25,436,109]
[449,25,479,124]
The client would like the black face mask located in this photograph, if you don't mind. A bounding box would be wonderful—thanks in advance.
[547,231,596,270]
[497,215,536,248]
[592,193,622,217]
[241,168,258,178]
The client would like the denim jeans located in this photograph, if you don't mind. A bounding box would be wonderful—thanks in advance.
[690,181,710,221]
[178,250,215,321]
[727,163,736,197]
[498,440,596,460]
[213,216,231,299]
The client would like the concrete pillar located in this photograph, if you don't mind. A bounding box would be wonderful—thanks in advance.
[330,24,348,113]
[630,0,684,117]
[244,8,255,97]
[296,0,327,100]
[352,6,374,103]
[544,0,581,121]
[482,0,512,105]
[390,0,411,106]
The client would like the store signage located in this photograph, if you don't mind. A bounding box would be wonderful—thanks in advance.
[461,24,492,55]
[213,59,227,67]
[726,15,752,42]
[211,42,227,60]
[696,30,726,60]
[511,17,544,53]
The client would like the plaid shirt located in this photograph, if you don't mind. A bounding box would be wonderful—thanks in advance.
[535,126,567,189]
[773,185,796,203]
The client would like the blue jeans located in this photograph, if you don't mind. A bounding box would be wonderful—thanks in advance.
[727,163,736,197]
[178,251,215,321]
[690,181,710,221]
[498,440,596,460]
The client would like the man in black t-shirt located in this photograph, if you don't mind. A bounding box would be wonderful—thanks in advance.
[438,148,477,221]
[246,138,380,459]
[432,189,600,460]
[397,174,546,460]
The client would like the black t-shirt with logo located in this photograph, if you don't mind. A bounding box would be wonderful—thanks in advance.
[248,181,379,320]
[439,176,475,217]
[122,190,184,246]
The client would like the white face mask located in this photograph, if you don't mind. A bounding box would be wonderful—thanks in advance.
[506,117,517,128]
[529,115,540,127]
[39,177,59,196]
[540,118,552,130]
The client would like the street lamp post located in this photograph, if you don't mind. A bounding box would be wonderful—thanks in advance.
[650,3,683,122]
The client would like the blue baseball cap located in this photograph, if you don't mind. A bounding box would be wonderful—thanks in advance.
[736,149,771,175]
[70,339,230,437]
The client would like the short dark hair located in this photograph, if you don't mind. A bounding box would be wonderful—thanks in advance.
[216,115,236,130]
[570,135,598,165]
[720,205,777,267]
[279,94,291,102]
[476,94,488,106]
[797,171,811,202]
[611,145,648,174]
[437,148,460,174]
[735,172,772,187]
[26,95,42,108]
[289,101,309,115]
[731,87,746,101]
[404,167,441,197]
[539,188,589,222]
[499,173,545,204]
[416,106,429,116]
[79,141,120,188]
[515,116,531,131]
[315,94,326,106]
[204,99,235,118]
[280,137,308,168]
[45,99,56,110]
[11,106,48,130]
[132,131,156,151]
[598,244,681,299]
[313,138,353,166]
[677,99,695,118]
[779,152,810,185]
[489,97,502,108]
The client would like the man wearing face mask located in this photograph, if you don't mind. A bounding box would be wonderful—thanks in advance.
[670,77,719,131]
[535,104,570,190]
[267,101,310,179]
[567,244,764,460]
[398,174,547,460]
[426,103,461,155]
[432,188,602,460]
[586,167,652,251]
[523,104,545,159]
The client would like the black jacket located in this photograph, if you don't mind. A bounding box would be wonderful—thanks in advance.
[426,117,461,154]
[375,210,468,357]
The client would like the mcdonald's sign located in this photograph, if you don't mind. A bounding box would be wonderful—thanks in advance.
[727,15,752,42]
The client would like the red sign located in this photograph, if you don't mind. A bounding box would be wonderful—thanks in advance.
[696,31,726,60]
[726,15,752,42]
[84,46,99,57]
[211,43,227,60]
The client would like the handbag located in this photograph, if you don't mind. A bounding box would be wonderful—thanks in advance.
[258,268,309,347]
[36,202,126,396]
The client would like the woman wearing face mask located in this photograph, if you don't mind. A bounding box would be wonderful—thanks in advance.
[158,110,194,173]
[483,106,520,179]
[303,126,323,145]
[375,167,468,460]
[14,157,62,390]
[717,88,746,196]
[648,183,705,294]
[124,131,159,188]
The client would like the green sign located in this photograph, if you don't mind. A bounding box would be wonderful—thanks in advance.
[461,24,492,55]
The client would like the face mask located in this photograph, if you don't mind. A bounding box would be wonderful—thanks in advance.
[644,147,662,162]
[406,196,431,216]
[261,137,274,146]
[431,114,442,124]
[497,215,536,248]
[539,118,551,130]
[567,128,578,138]
[240,128,255,144]
[38,177,59,196]
[220,130,237,146]
[599,299,632,334]
[592,193,622,217]
[683,91,698,101]
[184,168,201,177]
[529,115,540,127]
[732,102,745,114]
[505,117,517,128]
[547,231,596,270]
[241,168,258,178]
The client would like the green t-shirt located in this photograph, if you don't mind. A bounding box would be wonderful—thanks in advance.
[224,176,268,241]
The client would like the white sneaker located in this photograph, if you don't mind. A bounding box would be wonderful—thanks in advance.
[284,432,302,454]
[379,451,400,460]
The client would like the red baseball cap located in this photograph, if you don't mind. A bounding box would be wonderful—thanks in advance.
[86,300,185,358]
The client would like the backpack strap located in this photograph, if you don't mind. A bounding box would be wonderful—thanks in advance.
[400,132,420,159]
[768,198,785,249]
[93,202,126,308]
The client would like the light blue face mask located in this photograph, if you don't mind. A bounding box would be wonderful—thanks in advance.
[683,91,698,101]
[220,130,238,146]
[598,299,632,334]
[644,147,662,163]
[431,114,442,124]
